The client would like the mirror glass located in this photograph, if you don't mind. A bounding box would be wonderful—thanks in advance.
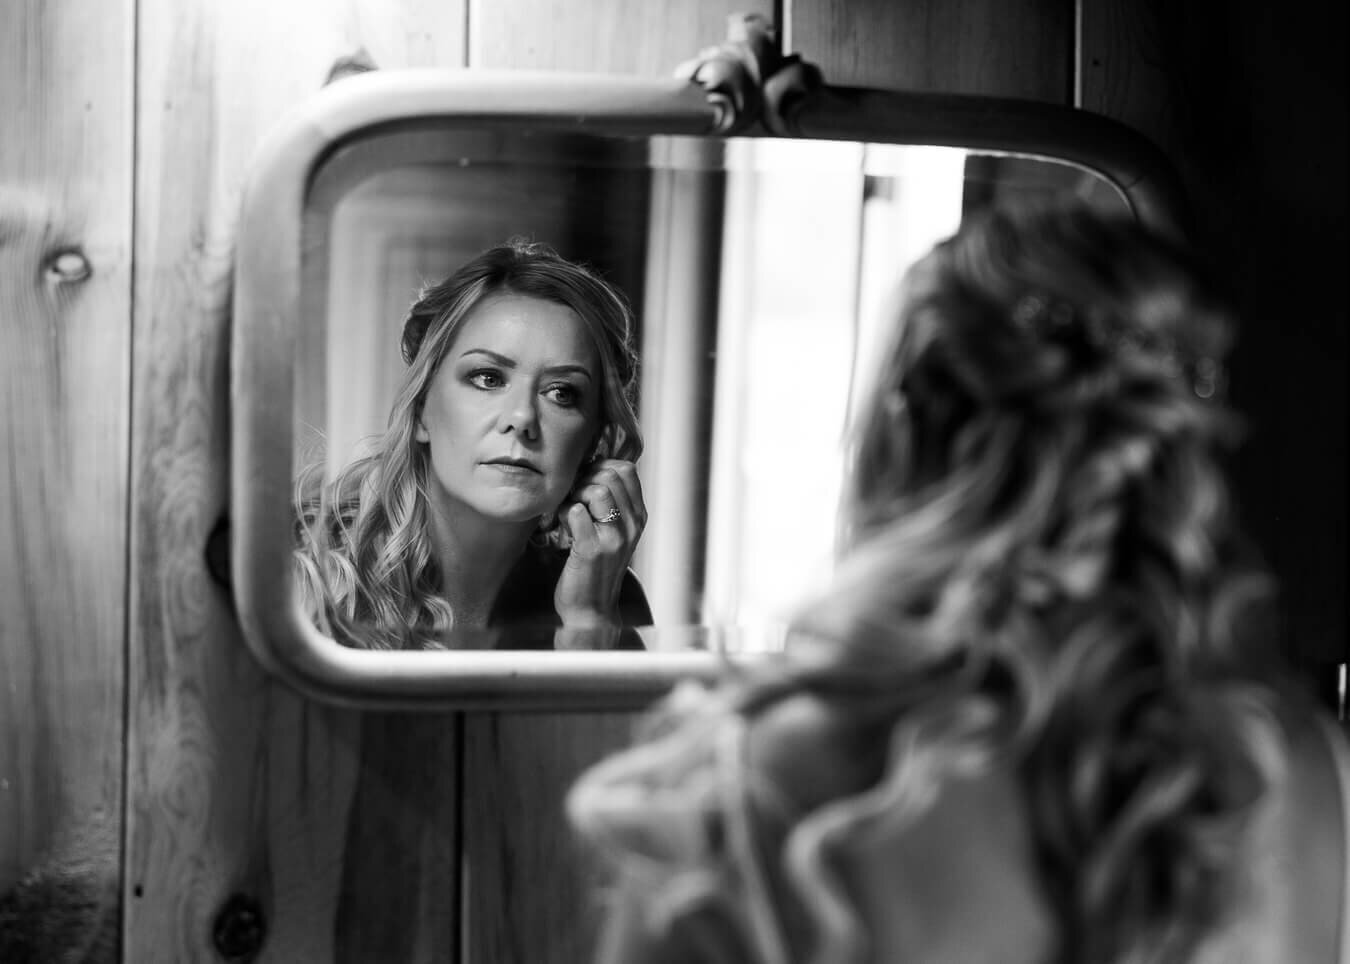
[296,128,1129,652]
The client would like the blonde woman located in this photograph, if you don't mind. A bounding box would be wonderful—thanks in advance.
[296,240,651,650]
[568,203,1349,961]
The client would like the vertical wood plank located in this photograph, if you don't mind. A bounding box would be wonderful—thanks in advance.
[0,0,133,958]
[462,713,640,964]
[470,0,775,73]
[1079,0,1348,685]
[126,2,467,960]
[333,714,463,962]
[1078,1,1177,153]
[789,0,1074,102]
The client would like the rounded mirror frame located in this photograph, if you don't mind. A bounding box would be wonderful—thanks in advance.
[232,66,1188,710]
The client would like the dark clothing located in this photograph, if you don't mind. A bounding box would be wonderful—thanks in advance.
[489,546,652,650]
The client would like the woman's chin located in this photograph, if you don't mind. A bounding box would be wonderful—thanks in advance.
[477,495,559,527]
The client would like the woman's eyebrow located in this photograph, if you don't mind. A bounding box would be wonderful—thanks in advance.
[459,348,516,367]
[460,350,594,382]
[543,364,594,382]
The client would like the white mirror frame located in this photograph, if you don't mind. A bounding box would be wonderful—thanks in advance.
[232,65,1188,711]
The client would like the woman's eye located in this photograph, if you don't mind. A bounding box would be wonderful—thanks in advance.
[468,369,504,390]
[545,383,579,407]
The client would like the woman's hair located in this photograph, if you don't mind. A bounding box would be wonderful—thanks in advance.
[569,202,1281,962]
[295,239,643,650]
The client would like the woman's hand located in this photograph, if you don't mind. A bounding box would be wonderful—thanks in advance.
[553,458,647,628]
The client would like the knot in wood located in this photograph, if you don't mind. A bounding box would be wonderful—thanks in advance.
[45,247,92,284]
[212,893,266,961]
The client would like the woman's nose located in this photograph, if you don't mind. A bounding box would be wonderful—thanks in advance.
[497,385,540,440]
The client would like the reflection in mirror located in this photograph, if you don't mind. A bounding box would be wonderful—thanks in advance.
[297,129,1129,652]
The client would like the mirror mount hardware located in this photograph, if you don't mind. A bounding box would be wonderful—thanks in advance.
[675,13,824,136]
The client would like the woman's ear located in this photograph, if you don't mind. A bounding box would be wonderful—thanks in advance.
[414,417,430,443]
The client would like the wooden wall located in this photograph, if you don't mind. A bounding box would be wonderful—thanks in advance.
[791,0,1073,99]
[1,0,1342,961]
[0,2,133,959]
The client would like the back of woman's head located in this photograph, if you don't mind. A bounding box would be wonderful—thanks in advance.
[823,202,1262,669]
[568,203,1284,964]
[798,200,1279,960]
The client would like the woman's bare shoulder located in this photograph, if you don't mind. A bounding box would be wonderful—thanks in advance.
[1191,691,1347,963]
[747,689,1056,963]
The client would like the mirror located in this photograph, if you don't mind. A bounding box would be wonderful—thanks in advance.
[302,132,1132,647]
[233,62,1187,708]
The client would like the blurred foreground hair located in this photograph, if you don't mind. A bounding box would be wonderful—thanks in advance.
[569,202,1282,963]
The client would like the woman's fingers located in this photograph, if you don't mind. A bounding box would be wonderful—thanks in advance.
[570,459,647,545]
[595,459,645,525]
[573,484,633,544]
[566,502,600,556]
[556,502,622,625]
[553,460,647,628]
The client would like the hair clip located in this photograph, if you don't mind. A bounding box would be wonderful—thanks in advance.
[1010,292,1226,400]
[1012,293,1073,334]
[1191,356,1226,400]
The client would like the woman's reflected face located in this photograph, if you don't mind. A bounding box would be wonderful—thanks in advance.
[415,293,601,524]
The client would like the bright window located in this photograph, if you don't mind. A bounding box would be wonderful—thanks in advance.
[702,140,967,644]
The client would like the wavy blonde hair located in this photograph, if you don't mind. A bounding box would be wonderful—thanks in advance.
[295,239,643,649]
[569,203,1283,962]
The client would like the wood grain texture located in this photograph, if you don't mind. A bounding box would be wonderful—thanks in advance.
[790,0,1074,102]
[0,0,133,956]
[1078,1,1176,151]
[126,1,466,960]
[463,712,641,964]
[333,714,463,962]
[470,0,775,73]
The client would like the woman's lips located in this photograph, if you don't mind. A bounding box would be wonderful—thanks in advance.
[483,459,541,474]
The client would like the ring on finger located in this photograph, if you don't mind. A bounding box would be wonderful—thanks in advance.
[596,508,622,524]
